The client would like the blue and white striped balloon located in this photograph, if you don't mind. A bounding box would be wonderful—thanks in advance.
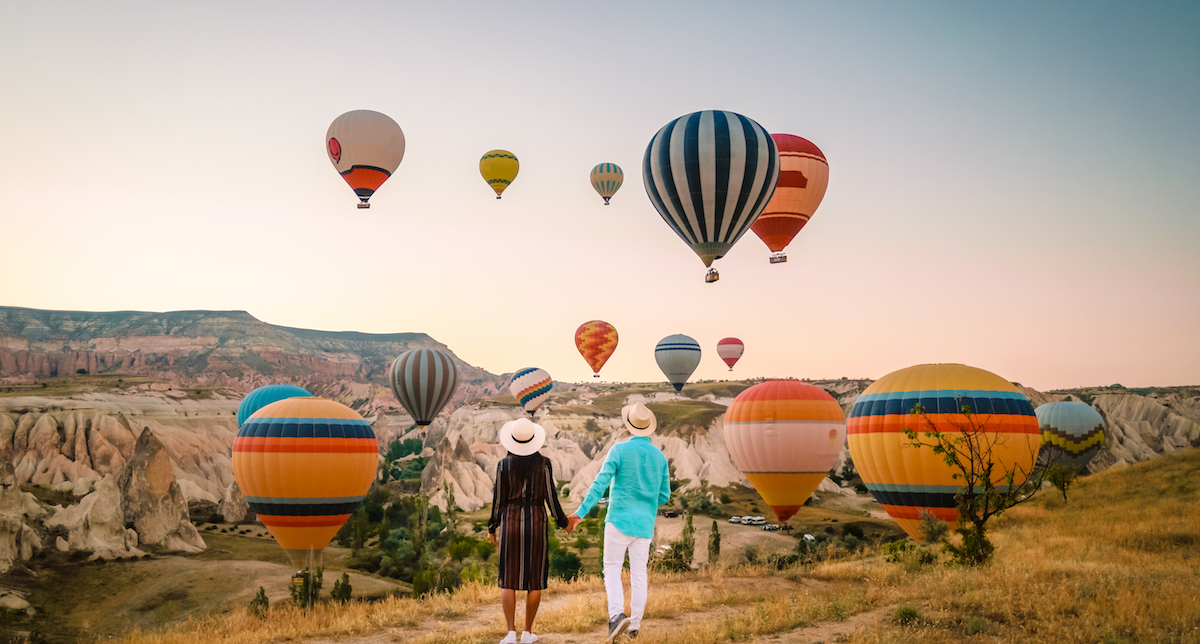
[655,334,702,392]
[643,110,779,271]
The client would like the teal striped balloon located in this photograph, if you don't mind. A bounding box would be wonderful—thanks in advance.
[590,163,624,204]
[237,384,313,426]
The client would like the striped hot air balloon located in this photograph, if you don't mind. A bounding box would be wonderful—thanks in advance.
[480,150,519,199]
[509,367,552,416]
[751,134,829,264]
[590,163,624,204]
[388,349,459,436]
[575,320,618,377]
[847,364,1039,540]
[326,110,406,209]
[1035,401,1105,471]
[724,380,845,522]
[232,397,377,566]
[716,337,744,371]
[237,384,313,427]
[643,110,779,282]
[655,334,701,392]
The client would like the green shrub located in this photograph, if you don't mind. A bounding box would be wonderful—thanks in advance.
[550,549,582,580]
[963,615,989,635]
[842,523,865,539]
[477,540,496,561]
[893,604,922,626]
[719,492,732,504]
[448,536,478,562]
[330,572,352,603]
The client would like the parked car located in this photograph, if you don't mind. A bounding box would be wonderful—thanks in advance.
[661,510,679,518]
[738,516,754,525]
[728,516,742,523]
[761,523,781,531]
[749,516,767,525]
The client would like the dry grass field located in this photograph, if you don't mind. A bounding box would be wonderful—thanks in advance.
[108,448,1200,644]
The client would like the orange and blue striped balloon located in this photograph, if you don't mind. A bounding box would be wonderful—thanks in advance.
[575,320,618,377]
[846,364,1039,540]
[724,380,845,521]
[232,397,378,565]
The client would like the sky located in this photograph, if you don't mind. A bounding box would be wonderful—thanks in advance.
[1,1,1198,391]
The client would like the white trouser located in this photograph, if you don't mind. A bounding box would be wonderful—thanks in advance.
[603,523,652,630]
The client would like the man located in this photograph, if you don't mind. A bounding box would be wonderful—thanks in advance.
[566,402,671,642]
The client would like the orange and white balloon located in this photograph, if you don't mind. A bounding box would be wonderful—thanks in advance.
[326,110,406,209]
[751,134,828,262]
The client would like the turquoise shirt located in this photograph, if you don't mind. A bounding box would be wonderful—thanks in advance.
[575,437,671,539]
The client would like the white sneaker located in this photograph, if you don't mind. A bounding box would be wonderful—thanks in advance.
[520,633,539,644]
[500,631,517,644]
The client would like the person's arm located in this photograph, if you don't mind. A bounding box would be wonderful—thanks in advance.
[488,460,506,535]
[544,459,569,529]
[657,455,672,507]
[573,446,621,520]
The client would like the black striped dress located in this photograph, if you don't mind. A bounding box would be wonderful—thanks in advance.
[488,453,568,591]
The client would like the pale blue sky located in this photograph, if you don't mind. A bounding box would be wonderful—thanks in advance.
[1,1,1197,390]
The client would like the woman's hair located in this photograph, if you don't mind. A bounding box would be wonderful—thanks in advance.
[507,452,544,498]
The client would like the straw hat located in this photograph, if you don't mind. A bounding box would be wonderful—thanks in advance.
[622,402,657,437]
[499,417,547,456]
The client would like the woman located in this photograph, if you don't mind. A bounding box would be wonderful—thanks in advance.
[488,418,569,644]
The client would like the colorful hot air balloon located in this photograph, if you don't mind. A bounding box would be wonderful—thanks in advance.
[751,134,829,264]
[655,334,701,392]
[232,397,377,565]
[237,384,313,427]
[846,364,1039,540]
[480,150,519,199]
[1035,401,1105,471]
[509,367,552,416]
[388,349,459,436]
[575,320,618,377]
[643,110,779,282]
[724,380,845,521]
[716,338,744,371]
[326,110,406,209]
[590,163,624,205]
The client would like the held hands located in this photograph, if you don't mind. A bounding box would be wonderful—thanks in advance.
[565,513,583,534]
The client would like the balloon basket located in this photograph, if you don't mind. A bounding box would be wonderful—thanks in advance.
[357,203,370,209]
[769,253,787,264]
[705,269,720,283]
[593,374,600,378]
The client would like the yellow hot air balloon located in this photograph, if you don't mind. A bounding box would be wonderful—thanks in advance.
[723,380,845,521]
[846,364,1040,539]
[232,397,378,565]
[480,149,519,199]
[590,163,623,204]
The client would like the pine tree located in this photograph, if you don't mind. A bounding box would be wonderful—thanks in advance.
[707,520,721,564]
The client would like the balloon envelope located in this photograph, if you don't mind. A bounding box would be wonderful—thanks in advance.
[232,397,377,566]
[575,321,618,376]
[388,349,459,432]
[643,110,779,269]
[590,163,624,204]
[655,334,701,392]
[480,150,519,198]
[846,363,1039,540]
[509,367,552,415]
[326,110,406,208]
[716,337,744,370]
[724,380,845,521]
[751,134,829,254]
[237,384,313,427]
[1035,401,1105,470]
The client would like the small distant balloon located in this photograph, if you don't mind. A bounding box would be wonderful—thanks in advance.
[590,163,623,205]
[1035,401,1105,471]
[237,384,313,427]
[480,150,519,199]
[575,320,618,377]
[509,367,552,416]
[655,334,701,392]
[716,338,744,371]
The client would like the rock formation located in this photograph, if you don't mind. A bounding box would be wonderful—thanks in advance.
[0,464,46,573]
[44,475,143,560]
[116,429,206,553]
[421,434,494,512]
[1090,392,1200,471]
[218,481,252,524]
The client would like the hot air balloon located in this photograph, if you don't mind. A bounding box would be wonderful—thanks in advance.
[716,338,744,371]
[237,384,313,427]
[655,334,701,392]
[1035,401,1105,471]
[232,397,377,566]
[590,163,623,205]
[480,150,519,199]
[846,364,1039,540]
[509,367,552,416]
[326,110,406,209]
[751,134,828,264]
[643,110,779,282]
[575,320,618,378]
[724,380,845,521]
[388,349,459,437]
